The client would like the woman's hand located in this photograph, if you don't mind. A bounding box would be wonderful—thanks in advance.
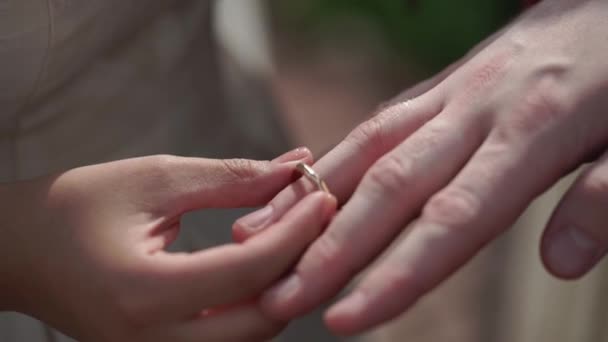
[0,150,337,341]
[234,0,608,335]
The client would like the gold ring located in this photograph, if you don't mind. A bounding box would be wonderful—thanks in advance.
[296,162,330,193]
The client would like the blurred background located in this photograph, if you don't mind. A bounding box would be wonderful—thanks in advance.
[263,0,519,156]
[213,1,608,341]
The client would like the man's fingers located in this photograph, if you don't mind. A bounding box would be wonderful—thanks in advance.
[173,303,285,342]
[157,148,313,215]
[323,135,563,335]
[542,152,608,279]
[233,92,444,241]
[232,26,510,243]
[157,191,336,316]
[260,112,485,320]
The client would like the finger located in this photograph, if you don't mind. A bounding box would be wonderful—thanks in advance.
[232,25,510,242]
[233,92,444,241]
[173,303,285,342]
[541,153,608,279]
[156,147,313,215]
[156,191,337,316]
[260,111,486,319]
[323,133,565,335]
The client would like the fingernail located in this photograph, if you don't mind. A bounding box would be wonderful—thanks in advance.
[264,275,302,305]
[272,147,311,164]
[547,225,599,276]
[235,205,274,233]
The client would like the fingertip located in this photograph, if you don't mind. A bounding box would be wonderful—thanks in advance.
[272,147,314,165]
[540,225,600,280]
[541,257,587,281]
[324,292,368,336]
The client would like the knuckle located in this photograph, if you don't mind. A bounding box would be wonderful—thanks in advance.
[150,153,178,164]
[303,230,343,269]
[460,53,509,97]
[221,158,268,182]
[520,87,566,131]
[380,269,427,298]
[469,61,503,91]
[363,155,413,198]
[497,74,570,141]
[423,188,481,227]
[345,114,389,156]
[147,154,179,171]
[141,154,179,185]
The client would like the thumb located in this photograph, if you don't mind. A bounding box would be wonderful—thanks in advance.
[165,148,312,214]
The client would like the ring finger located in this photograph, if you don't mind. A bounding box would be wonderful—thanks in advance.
[260,107,487,319]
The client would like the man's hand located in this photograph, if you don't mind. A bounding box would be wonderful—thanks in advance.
[1,149,338,341]
[234,0,608,335]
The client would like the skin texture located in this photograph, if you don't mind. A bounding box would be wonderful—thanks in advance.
[233,0,608,336]
[0,149,339,342]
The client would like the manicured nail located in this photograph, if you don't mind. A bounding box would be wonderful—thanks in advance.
[546,225,599,276]
[235,205,274,233]
[272,147,311,164]
[264,275,302,306]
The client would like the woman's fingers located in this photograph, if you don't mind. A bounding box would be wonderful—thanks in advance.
[323,132,565,335]
[542,152,608,279]
[155,148,313,215]
[233,92,444,241]
[106,149,312,219]
[156,191,336,317]
[138,150,314,252]
[174,303,285,342]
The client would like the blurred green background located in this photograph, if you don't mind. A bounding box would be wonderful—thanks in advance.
[271,0,519,72]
